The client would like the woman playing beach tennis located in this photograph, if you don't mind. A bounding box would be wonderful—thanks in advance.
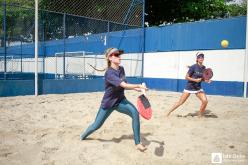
[80,48,148,151]
[166,52,212,117]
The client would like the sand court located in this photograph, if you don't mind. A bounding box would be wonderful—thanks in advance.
[0,90,248,165]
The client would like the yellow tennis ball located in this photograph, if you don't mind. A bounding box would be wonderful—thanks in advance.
[221,40,229,48]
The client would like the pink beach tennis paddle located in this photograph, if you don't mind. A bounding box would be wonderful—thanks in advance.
[137,83,152,120]
[203,68,213,81]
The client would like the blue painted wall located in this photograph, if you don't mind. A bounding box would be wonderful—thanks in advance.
[0,28,144,57]
[145,16,246,52]
[143,78,245,97]
[0,77,246,97]
[0,77,143,97]
[0,80,35,97]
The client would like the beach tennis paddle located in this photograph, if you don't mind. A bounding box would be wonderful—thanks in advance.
[203,68,213,81]
[137,83,152,120]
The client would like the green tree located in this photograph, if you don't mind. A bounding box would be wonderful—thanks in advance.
[145,0,246,26]
[0,0,34,43]
[227,0,247,16]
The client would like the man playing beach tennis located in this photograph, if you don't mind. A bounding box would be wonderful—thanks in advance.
[166,52,212,117]
[80,48,148,151]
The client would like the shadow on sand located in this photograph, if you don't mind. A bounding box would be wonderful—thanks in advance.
[86,132,165,157]
[176,110,218,118]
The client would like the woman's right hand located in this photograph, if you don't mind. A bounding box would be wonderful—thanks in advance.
[195,78,202,83]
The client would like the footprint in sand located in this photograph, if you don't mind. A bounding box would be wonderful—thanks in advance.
[175,152,183,159]
[16,129,24,134]
[0,148,13,158]
[41,147,59,161]
[0,152,12,158]
[57,130,66,138]
[78,154,88,164]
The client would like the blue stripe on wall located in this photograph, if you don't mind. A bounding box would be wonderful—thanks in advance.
[0,80,35,97]
[0,77,143,97]
[42,78,105,94]
[143,78,245,97]
[0,77,246,97]
[42,77,143,94]
[0,28,144,57]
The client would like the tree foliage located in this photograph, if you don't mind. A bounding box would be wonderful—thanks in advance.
[0,0,247,41]
[227,0,247,16]
[0,0,34,42]
[145,0,247,26]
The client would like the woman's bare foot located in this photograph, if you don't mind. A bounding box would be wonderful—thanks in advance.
[197,111,204,118]
[136,143,147,152]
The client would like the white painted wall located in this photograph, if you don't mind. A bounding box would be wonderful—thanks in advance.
[2,49,245,82]
[144,49,245,82]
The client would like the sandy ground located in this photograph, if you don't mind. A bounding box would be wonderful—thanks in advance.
[0,90,248,165]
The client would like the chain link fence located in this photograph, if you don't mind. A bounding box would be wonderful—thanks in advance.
[0,0,144,80]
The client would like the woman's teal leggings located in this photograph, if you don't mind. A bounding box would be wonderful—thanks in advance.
[80,98,141,145]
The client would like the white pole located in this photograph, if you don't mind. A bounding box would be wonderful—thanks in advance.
[55,54,57,79]
[83,51,85,78]
[244,2,248,98]
[35,0,38,96]
[243,3,248,98]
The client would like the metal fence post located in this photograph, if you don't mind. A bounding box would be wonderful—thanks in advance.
[3,0,7,79]
[63,13,66,79]
[35,0,39,96]
[21,39,22,72]
[141,0,145,78]
[83,51,85,78]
